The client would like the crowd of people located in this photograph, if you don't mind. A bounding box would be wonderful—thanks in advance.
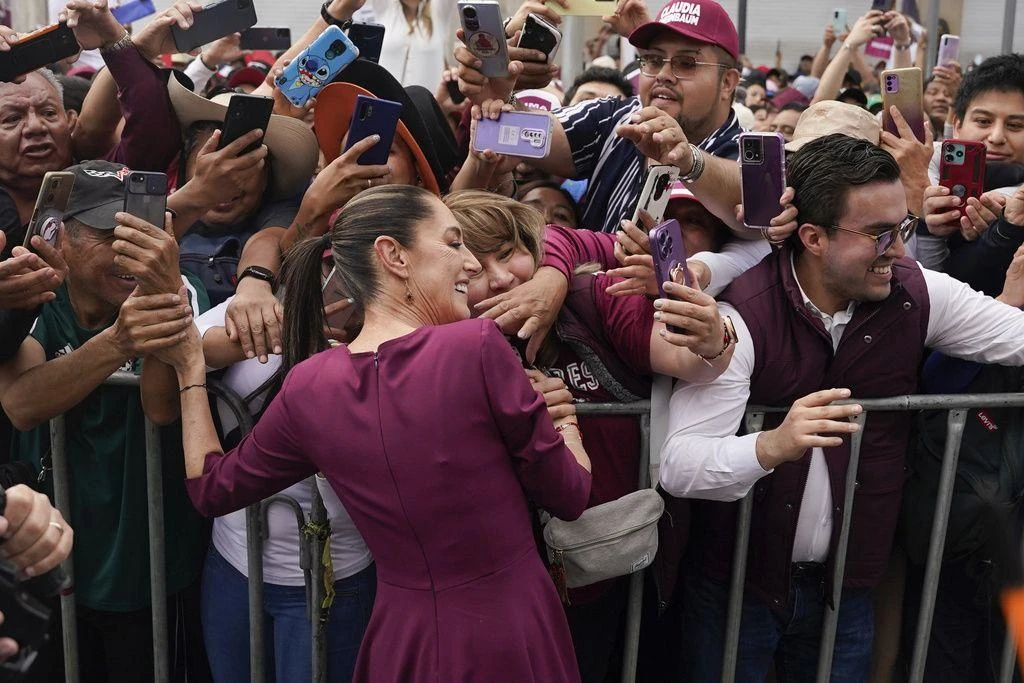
[0,0,1023,681]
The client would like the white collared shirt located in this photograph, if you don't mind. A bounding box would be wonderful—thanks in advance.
[660,259,1024,563]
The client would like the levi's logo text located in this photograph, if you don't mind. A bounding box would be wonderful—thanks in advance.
[658,1,701,26]
[976,410,999,433]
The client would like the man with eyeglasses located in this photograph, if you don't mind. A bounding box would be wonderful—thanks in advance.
[658,134,1024,682]
[455,0,748,235]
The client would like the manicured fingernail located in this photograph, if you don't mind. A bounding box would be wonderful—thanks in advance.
[246,351,255,358]
[273,346,282,354]
[658,328,667,337]
[653,299,665,309]
[654,311,663,321]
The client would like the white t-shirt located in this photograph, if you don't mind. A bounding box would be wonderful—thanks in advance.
[196,299,373,585]
[361,0,459,90]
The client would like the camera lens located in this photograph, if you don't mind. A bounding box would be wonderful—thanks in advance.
[46,193,54,202]
[132,174,143,182]
[944,154,953,162]
[743,150,755,161]
[956,150,964,157]
[463,6,477,18]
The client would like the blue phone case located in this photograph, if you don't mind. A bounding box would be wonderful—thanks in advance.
[473,111,552,159]
[343,95,404,165]
[274,26,359,108]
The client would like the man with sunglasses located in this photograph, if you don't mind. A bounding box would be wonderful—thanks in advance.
[659,134,1024,682]
[455,0,746,235]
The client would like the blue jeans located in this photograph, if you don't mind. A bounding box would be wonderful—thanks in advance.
[681,567,874,683]
[201,547,376,683]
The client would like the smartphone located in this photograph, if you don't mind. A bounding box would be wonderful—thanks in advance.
[110,0,158,24]
[0,23,79,83]
[939,139,985,217]
[322,265,358,336]
[171,0,258,53]
[458,1,509,79]
[274,25,359,108]
[123,172,168,229]
[649,219,690,334]
[631,165,679,225]
[517,13,561,64]
[881,67,926,143]
[870,0,894,10]
[347,22,385,63]
[832,8,848,32]
[240,27,292,51]
[23,172,74,250]
[219,93,273,154]
[936,34,960,67]
[343,95,403,165]
[473,110,553,159]
[739,132,787,230]
[446,78,467,105]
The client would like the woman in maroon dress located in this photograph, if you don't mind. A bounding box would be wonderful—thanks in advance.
[157,186,593,682]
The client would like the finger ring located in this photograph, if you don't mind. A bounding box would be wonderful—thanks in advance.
[49,521,64,534]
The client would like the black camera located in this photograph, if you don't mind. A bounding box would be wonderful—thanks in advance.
[652,173,670,202]
[462,6,479,31]
[742,136,763,163]
[0,486,69,680]
[657,230,673,260]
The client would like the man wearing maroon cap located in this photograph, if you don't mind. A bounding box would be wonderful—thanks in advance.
[455,0,747,235]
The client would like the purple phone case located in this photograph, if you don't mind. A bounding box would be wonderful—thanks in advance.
[344,95,403,165]
[473,111,552,159]
[649,219,689,334]
[740,132,786,230]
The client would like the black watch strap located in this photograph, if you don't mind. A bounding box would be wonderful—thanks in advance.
[321,2,352,29]
[238,266,277,289]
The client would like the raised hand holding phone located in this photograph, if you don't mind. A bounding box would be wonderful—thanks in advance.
[274,26,359,108]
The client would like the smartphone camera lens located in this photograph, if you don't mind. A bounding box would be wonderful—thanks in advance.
[659,233,672,259]
[463,6,477,18]
[944,154,954,162]
[132,174,143,183]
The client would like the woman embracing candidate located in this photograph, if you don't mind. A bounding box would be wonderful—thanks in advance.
[153,185,593,682]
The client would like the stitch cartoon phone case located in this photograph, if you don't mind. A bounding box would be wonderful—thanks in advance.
[274,25,359,108]
[473,111,553,159]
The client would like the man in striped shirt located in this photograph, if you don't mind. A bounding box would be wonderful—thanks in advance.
[457,0,751,235]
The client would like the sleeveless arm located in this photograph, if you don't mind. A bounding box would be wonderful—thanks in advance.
[479,321,591,519]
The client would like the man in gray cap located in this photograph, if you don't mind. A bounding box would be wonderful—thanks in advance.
[0,160,211,681]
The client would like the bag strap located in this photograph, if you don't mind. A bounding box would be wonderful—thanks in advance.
[646,375,673,489]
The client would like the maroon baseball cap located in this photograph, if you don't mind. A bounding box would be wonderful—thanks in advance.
[629,0,740,61]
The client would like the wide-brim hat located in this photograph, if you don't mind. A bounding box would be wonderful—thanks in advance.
[166,73,318,200]
[785,100,881,153]
[314,60,459,195]
[629,0,739,61]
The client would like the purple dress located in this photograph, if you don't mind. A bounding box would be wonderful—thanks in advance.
[186,319,591,682]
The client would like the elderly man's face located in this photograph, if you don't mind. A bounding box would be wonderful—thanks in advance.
[0,72,74,191]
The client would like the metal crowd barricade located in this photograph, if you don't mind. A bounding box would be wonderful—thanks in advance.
[576,401,652,683]
[48,373,332,682]
[724,393,1024,683]
[48,377,1024,683]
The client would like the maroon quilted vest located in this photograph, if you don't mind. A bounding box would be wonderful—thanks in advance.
[693,245,931,610]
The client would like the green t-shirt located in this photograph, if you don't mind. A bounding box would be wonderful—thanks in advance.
[11,275,210,612]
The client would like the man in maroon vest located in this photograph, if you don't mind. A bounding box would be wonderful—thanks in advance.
[659,133,1024,681]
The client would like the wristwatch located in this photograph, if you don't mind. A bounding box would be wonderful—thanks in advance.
[238,266,277,290]
[321,1,352,29]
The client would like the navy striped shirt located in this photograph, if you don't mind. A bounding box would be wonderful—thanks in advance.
[555,96,742,233]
